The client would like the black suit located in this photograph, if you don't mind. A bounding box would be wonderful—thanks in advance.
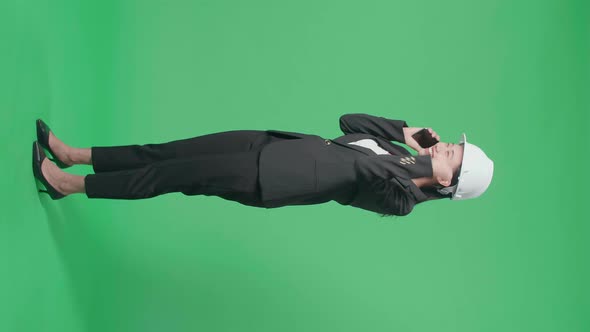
[84,114,437,215]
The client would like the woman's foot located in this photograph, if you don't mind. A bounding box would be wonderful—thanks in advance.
[40,158,70,196]
[47,131,75,167]
[41,158,87,195]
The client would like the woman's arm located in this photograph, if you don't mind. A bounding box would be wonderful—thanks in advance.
[339,113,440,153]
[354,154,434,181]
[339,113,408,142]
[349,177,416,216]
[350,155,434,216]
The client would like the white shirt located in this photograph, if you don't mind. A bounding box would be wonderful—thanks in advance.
[348,139,391,155]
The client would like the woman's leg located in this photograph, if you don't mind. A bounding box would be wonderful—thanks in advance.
[90,130,274,172]
[50,130,276,171]
[82,150,265,207]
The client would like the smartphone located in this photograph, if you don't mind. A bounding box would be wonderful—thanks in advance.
[411,128,439,148]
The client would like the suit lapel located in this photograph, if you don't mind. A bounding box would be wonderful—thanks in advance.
[332,133,374,155]
[374,137,411,156]
[332,133,411,156]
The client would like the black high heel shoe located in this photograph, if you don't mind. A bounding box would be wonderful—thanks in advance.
[36,118,72,169]
[32,141,66,200]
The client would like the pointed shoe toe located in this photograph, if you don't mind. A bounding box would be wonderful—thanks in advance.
[35,119,72,169]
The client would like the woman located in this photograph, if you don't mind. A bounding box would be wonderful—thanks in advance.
[32,113,494,216]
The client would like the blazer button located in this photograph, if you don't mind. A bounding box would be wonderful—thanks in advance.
[325,139,332,145]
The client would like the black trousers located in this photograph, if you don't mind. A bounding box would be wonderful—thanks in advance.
[84,130,284,207]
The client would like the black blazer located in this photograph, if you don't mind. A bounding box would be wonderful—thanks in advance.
[258,113,439,215]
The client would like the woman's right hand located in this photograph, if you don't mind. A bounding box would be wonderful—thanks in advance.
[402,127,441,152]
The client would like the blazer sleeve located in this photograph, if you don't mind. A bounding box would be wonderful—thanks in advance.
[351,177,417,216]
[351,155,434,216]
[339,113,409,143]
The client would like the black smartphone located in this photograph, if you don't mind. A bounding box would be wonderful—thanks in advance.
[411,128,439,148]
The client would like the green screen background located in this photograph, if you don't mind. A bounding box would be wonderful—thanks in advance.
[1,0,588,331]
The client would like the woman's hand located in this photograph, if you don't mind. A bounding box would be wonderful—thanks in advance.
[402,127,441,152]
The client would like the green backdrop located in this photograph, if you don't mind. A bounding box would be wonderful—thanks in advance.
[1,0,588,331]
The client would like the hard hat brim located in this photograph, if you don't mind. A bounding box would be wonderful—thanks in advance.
[458,133,467,145]
[451,133,467,200]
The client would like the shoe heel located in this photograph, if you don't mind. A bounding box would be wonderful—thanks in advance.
[38,189,62,198]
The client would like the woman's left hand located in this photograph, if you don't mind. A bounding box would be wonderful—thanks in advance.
[402,127,440,152]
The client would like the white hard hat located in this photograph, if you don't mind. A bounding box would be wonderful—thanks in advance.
[451,133,494,201]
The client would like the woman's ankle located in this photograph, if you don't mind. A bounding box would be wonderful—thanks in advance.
[68,147,92,165]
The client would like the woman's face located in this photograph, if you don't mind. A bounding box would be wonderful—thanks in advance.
[419,142,465,176]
